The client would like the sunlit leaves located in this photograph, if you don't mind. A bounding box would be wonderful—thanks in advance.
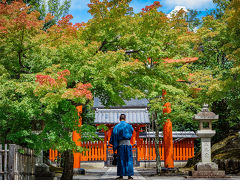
[34,67,93,113]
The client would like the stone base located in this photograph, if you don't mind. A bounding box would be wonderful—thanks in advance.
[190,170,226,178]
[35,163,55,180]
[160,167,179,175]
[195,162,219,171]
[35,177,56,180]
[189,162,226,178]
[139,161,187,168]
[80,161,105,169]
[73,168,86,175]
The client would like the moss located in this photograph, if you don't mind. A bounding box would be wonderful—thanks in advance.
[49,165,63,173]
[212,133,240,160]
[211,134,236,152]
[185,132,240,168]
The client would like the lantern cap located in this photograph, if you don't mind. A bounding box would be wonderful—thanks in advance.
[193,104,219,120]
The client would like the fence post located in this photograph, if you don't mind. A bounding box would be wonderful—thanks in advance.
[32,149,36,180]
[182,140,186,161]
[0,144,2,180]
[94,142,97,161]
[103,141,106,161]
[186,139,189,160]
[19,146,23,180]
[27,148,30,180]
[4,144,8,180]
[8,144,16,180]
[30,149,33,180]
[173,141,176,160]
[15,145,19,180]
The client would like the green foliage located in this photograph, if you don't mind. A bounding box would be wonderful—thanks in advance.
[0,0,209,177]
[4,0,71,23]
[2,0,240,156]
[0,0,203,149]
[186,9,201,32]
[183,0,240,143]
[0,72,42,145]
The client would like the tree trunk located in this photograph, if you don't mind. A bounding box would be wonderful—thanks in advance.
[154,111,161,175]
[61,150,74,180]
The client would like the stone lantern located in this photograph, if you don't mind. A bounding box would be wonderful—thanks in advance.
[191,104,225,178]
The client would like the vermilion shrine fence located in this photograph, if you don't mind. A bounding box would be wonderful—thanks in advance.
[49,138,194,163]
[137,138,194,161]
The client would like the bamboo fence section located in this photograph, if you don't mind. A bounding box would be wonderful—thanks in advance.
[0,144,36,180]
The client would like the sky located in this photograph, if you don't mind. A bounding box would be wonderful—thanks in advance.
[69,0,216,24]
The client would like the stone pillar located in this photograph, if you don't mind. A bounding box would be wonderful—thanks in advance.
[197,130,215,163]
[201,138,211,163]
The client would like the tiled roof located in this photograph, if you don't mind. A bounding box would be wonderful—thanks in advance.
[93,97,149,109]
[96,131,197,138]
[94,108,150,124]
[139,131,198,138]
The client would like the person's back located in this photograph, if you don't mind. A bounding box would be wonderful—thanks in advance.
[110,114,134,180]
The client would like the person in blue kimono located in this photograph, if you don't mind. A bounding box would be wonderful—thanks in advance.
[110,114,134,180]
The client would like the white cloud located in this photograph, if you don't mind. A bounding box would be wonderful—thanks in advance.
[167,6,188,18]
[70,0,90,10]
[163,0,215,10]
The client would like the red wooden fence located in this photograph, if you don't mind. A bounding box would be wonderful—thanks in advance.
[49,149,59,162]
[80,141,106,161]
[49,138,194,162]
[137,138,194,161]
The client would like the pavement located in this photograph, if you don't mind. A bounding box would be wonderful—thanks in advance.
[71,167,240,180]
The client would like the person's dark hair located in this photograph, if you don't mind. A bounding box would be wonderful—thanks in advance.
[120,114,126,121]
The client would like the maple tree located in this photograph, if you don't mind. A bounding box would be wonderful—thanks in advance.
[0,1,93,179]
[2,0,240,178]
[178,0,240,143]
[34,66,94,180]
[5,0,71,26]
[82,0,201,173]
[0,0,61,77]
[0,0,201,176]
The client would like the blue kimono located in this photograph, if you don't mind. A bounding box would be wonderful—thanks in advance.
[110,121,134,176]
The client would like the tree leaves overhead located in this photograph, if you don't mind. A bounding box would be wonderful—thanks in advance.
[2,0,240,152]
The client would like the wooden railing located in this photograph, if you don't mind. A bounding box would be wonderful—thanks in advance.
[0,144,36,180]
[80,141,106,161]
[49,148,59,162]
[49,138,194,163]
[174,139,195,160]
[49,141,107,162]
[137,138,194,161]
